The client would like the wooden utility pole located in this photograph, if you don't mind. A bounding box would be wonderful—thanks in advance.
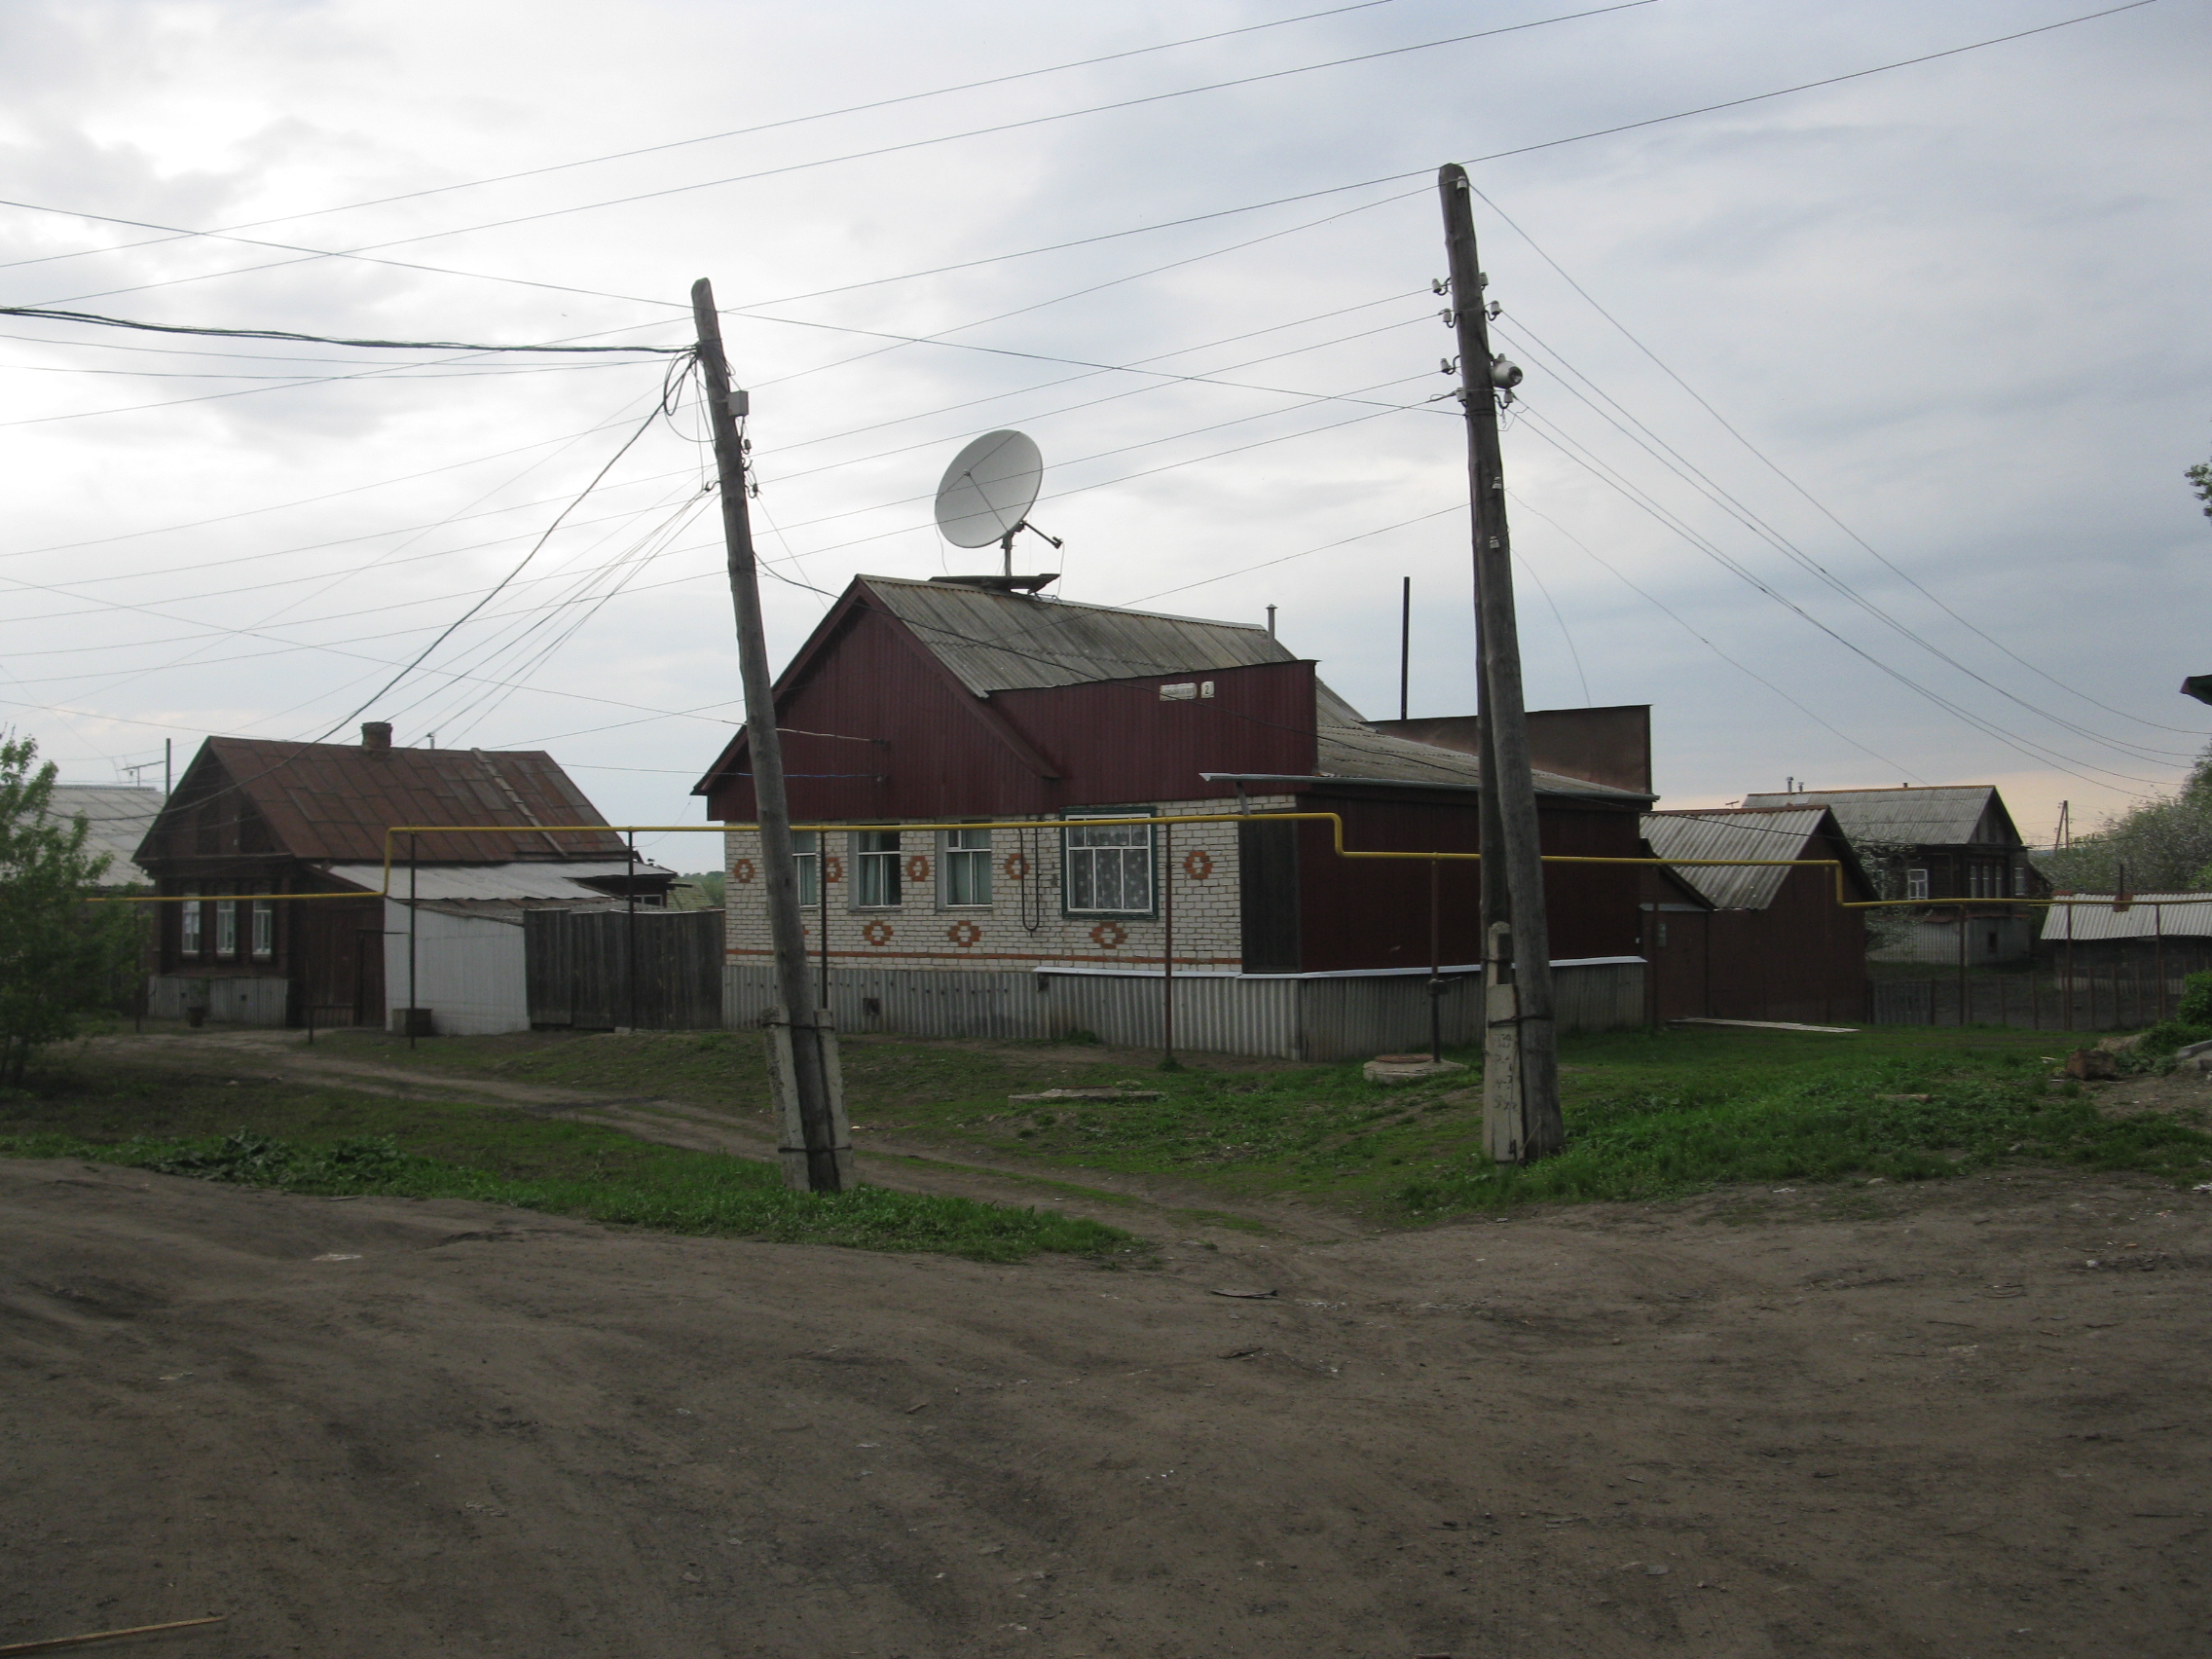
[691,277,852,1192]
[1437,165,1564,1162]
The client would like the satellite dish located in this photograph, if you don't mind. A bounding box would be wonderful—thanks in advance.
[935,429,1043,550]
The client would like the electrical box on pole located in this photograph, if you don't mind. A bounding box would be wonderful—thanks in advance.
[691,277,853,1193]
[1435,166,1564,1163]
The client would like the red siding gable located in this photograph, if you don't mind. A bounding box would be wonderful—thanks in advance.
[700,606,1319,823]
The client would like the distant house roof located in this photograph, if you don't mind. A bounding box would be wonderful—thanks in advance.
[1643,805,1871,909]
[46,785,165,886]
[2039,894,2212,941]
[1738,785,2020,848]
[147,737,627,866]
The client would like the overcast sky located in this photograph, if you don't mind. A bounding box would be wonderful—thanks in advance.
[3,0,2206,867]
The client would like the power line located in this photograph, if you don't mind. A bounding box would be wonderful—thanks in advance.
[6,2,2133,330]
[1506,491,1926,782]
[1492,316,2196,765]
[306,399,677,738]
[1510,402,2168,791]
[0,304,690,354]
[0,0,1420,274]
[7,4,1649,313]
[1467,178,2207,743]
[3,290,1434,615]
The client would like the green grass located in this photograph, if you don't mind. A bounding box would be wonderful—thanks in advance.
[0,1059,1137,1264]
[18,1021,2212,1235]
[305,1020,2212,1219]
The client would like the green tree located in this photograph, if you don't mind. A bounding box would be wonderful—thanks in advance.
[0,734,143,1085]
[2034,740,2212,893]
[2189,452,2212,520]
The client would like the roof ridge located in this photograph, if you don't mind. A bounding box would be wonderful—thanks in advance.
[858,572,1272,637]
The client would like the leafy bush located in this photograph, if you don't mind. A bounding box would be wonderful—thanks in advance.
[2178,971,2212,1027]
[2135,1019,2212,1059]
[1,734,143,1085]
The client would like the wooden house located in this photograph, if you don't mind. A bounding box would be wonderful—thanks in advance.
[1740,783,2046,963]
[135,724,669,1030]
[692,575,1654,1059]
[1639,805,1874,1024]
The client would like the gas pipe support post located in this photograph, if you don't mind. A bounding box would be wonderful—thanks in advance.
[691,277,850,1193]
[1438,163,1563,1161]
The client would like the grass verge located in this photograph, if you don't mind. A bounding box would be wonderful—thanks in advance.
[0,1060,1139,1264]
[304,1022,2212,1217]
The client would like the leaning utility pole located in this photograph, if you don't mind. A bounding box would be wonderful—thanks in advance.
[1437,165,1564,1162]
[691,277,852,1193]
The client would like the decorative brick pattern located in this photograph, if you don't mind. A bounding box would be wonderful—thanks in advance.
[721,795,1291,972]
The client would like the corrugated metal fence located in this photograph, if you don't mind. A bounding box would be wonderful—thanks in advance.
[1867,969,2187,1032]
[528,909,720,1030]
[721,960,1642,1061]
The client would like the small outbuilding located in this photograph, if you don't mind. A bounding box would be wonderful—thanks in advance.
[1640,804,1874,1025]
[2037,893,2212,977]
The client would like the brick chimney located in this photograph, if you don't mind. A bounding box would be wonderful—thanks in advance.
[361,721,392,751]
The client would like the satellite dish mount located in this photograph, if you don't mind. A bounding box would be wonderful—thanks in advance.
[994,518,1062,577]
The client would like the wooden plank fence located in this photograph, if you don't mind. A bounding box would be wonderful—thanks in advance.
[526,908,720,1031]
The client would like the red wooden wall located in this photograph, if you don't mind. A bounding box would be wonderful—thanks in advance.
[1292,790,1641,974]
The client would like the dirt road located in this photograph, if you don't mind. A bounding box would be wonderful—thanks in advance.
[6,1144,2207,1657]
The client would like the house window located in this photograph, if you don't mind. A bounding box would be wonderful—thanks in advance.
[180,886,203,955]
[942,828,992,908]
[793,831,821,907]
[854,830,902,907]
[215,890,238,956]
[251,899,275,959]
[1905,868,1929,902]
[2013,864,2027,898]
[1064,809,1154,916]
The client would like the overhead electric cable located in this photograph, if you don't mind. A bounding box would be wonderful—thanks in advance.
[5,4,1650,312]
[305,402,671,738]
[1492,317,2196,765]
[1506,492,1925,781]
[4,1,2144,327]
[1465,175,2203,740]
[1511,404,2166,790]
[0,305,688,354]
[0,0,1420,272]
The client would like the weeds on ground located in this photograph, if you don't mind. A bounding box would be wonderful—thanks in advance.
[1396,1051,2212,1215]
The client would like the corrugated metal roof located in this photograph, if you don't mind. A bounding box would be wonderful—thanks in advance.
[861,576,1305,694]
[1643,806,1835,909]
[1739,786,2006,846]
[861,577,1647,801]
[325,860,674,901]
[45,785,165,885]
[1313,723,1643,802]
[2039,894,2212,941]
[173,738,628,865]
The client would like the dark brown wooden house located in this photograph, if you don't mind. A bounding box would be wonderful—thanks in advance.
[1639,804,1875,1024]
[136,724,643,1026]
